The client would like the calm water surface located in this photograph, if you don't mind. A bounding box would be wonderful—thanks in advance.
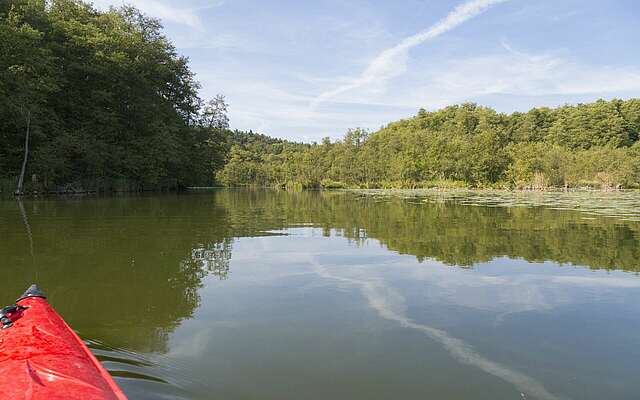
[1,190,639,400]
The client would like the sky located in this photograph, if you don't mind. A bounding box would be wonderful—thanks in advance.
[92,0,640,142]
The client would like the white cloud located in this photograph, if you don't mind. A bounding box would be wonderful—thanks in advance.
[550,276,640,288]
[91,0,210,30]
[201,42,640,141]
[196,71,412,141]
[310,0,510,109]
[397,45,640,110]
[86,1,640,141]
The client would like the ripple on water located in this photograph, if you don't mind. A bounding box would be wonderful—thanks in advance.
[86,339,205,400]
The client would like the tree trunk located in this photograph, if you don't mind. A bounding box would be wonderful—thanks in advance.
[16,110,31,195]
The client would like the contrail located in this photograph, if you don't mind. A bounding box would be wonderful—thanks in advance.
[309,256,564,400]
[310,0,509,109]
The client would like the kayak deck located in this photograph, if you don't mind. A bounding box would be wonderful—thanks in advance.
[0,285,127,400]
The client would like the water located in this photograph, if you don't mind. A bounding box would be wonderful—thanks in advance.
[1,189,639,400]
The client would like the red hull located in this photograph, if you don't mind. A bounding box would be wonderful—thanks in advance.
[0,286,127,400]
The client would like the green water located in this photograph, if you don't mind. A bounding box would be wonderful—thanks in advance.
[1,189,639,400]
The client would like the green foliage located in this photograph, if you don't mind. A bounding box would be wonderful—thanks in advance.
[320,179,348,189]
[507,142,640,189]
[215,145,268,187]
[0,0,226,192]
[217,99,640,190]
[547,100,635,149]
[507,142,570,188]
[3,0,637,193]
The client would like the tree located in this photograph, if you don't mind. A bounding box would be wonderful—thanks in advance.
[0,0,224,192]
[0,0,57,194]
[201,94,229,131]
[214,98,640,190]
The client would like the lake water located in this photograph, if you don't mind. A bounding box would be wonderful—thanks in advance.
[1,189,639,400]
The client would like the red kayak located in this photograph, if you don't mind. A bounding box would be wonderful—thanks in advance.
[0,285,127,400]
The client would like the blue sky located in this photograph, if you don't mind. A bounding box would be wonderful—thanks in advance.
[93,0,640,141]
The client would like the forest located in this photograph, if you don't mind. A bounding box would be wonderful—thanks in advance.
[0,0,232,194]
[2,1,640,193]
[218,99,640,190]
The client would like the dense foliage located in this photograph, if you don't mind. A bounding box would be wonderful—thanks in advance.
[218,99,640,190]
[3,1,639,193]
[0,0,226,193]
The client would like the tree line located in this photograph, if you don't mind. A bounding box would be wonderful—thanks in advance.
[0,0,234,194]
[3,2,639,193]
[218,99,640,190]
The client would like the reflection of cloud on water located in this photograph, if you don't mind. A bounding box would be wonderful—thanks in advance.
[257,230,640,319]
[168,325,215,358]
[407,261,555,316]
[196,230,638,400]
[549,275,640,288]
[310,257,563,400]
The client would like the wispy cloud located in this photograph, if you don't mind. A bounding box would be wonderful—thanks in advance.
[87,0,640,140]
[550,276,640,288]
[309,256,561,400]
[310,0,509,109]
[397,44,640,110]
[92,0,214,30]
[204,42,640,141]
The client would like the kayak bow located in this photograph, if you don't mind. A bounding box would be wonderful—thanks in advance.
[0,285,127,400]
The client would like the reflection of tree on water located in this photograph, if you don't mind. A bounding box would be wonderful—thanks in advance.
[187,238,233,280]
[16,199,34,260]
[0,196,236,353]
[214,189,640,272]
[2,189,639,357]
